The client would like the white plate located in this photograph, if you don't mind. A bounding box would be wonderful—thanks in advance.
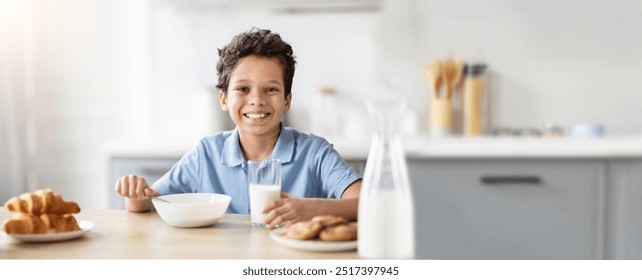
[269,228,357,252]
[0,220,94,243]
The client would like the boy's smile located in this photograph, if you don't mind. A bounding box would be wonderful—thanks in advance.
[244,113,270,119]
[220,55,291,139]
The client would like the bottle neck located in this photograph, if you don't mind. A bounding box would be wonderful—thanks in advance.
[367,99,404,137]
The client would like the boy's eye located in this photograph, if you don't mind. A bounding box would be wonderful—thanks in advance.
[266,87,280,93]
[235,86,249,92]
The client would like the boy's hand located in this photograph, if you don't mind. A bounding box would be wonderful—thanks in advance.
[262,193,323,228]
[262,192,359,228]
[114,175,158,200]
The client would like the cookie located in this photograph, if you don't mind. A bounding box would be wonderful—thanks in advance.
[278,220,323,240]
[311,215,348,227]
[319,222,358,242]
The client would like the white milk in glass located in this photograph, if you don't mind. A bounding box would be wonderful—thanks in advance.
[249,184,280,225]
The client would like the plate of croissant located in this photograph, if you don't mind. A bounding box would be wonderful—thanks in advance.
[270,215,357,252]
[0,188,93,243]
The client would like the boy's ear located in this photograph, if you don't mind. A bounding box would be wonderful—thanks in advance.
[219,90,229,111]
[284,93,292,112]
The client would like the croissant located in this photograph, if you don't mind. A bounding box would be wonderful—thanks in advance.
[40,213,80,232]
[3,213,48,234]
[4,188,80,215]
[2,213,80,234]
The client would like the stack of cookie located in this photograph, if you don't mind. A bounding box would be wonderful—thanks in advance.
[278,215,357,242]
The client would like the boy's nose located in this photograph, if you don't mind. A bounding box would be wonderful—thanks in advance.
[249,91,266,106]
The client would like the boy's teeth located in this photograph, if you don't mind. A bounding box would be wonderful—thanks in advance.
[245,113,267,119]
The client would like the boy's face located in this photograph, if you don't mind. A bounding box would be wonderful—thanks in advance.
[219,55,291,137]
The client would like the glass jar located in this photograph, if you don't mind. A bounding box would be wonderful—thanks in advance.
[310,86,340,136]
[462,63,488,136]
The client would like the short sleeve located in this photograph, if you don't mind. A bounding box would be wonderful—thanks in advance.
[153,141,203,195]
[315,141,362,199]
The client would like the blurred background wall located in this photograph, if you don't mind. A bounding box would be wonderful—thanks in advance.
[1,0,641,207]
[0,0,152,204]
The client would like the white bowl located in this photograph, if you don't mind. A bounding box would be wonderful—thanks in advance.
[152,193,231,228]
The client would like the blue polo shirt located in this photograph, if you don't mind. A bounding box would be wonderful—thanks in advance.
[153,125,362,214]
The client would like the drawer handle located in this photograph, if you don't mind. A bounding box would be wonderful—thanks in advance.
[480,176,542,185]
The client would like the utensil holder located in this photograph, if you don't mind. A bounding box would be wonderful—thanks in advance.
[429,98,453,137]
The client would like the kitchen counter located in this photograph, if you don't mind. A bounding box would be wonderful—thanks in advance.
[0,209,358,259]
[103,135,642,160]
[399,135,642,159]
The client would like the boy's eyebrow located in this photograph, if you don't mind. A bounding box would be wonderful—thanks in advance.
[265,79,284,85]
[233,78,283,85]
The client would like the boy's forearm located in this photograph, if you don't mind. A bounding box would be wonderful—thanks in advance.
[322,197,359,221]
[126,198,153,213]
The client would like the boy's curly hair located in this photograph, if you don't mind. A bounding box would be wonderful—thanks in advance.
[216,28,296,98]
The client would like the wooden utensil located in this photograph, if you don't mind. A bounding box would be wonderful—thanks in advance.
[443,57,465,100]
[425,60,442,99]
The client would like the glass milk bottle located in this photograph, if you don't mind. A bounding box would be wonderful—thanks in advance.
[358,98,415,259]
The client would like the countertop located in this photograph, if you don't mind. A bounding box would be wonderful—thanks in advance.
[0,209,358,259]
[103,134,642,159]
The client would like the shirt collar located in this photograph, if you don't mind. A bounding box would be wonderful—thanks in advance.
[222,128,244,167]
[271,123,295,164]
[221,123,295,168]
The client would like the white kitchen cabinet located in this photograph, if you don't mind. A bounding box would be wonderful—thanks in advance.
[407,158,606,259]
[606,159,642,259]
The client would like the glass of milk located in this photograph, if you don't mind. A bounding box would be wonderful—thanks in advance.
[247,159,281,227]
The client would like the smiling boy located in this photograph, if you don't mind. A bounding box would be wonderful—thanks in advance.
[115,28,361,228]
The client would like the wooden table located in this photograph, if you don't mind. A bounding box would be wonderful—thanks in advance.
[0,209,358,259]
